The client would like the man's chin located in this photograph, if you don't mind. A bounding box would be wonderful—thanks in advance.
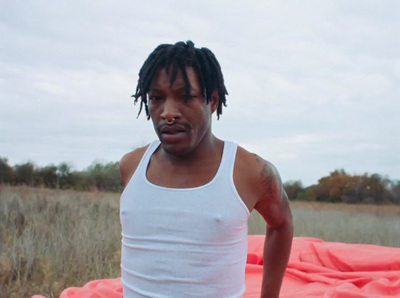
[159,142,192,157]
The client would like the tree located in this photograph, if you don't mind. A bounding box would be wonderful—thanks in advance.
[389,180,400,204]
[36,165,58,188]
[283,180,303,200]
[296,187,317,201]
[0,157,14,184]
[58,162,73,189]
[86,161,122,192]
[14,162,35,186]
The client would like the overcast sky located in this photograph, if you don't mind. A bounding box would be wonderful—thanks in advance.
[1,0,399,186]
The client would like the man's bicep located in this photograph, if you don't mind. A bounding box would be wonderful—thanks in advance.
[253,162,292,228]
[255,193,291,229]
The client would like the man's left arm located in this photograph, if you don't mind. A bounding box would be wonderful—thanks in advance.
[254,162,293,298]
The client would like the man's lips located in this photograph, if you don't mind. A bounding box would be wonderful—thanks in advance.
[156,122,193,143]
[157,122,192,135]
[160,125,186,134]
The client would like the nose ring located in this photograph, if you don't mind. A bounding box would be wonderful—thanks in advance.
[166,118,175,125]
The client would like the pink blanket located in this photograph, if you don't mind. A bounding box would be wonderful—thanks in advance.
[32,236,400,297]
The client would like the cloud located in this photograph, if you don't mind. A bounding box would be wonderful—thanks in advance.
[1,0,399,186]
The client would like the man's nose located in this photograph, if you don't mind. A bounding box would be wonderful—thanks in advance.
[160,98,182,120]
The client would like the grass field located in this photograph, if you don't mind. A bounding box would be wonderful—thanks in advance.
[1,186,399,298]
[249,201,400,246]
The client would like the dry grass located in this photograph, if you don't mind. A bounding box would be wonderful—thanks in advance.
[289,200,400,216]
[0,186,121,298]
[248,200,400,247]
[1,186,399,297]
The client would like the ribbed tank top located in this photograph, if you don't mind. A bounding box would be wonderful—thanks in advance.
[120,140,250,298]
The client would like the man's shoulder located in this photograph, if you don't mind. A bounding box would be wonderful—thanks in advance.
[234,145,282,195]
[121,144,150,164]
[120,144,150,186]
[235,145,276,177]
[235,145,287,221]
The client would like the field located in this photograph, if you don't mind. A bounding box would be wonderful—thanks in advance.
[249,201,400,246]
[1,186,399,298]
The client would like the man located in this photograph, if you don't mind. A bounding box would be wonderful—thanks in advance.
[120,41,293,298]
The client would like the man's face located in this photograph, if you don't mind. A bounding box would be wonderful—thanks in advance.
[148,66,217,156]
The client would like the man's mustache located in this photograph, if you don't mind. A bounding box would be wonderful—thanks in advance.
[156,121,193,133]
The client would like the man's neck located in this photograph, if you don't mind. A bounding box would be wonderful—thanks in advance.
[147,135,224,189]
[159,134,222,165]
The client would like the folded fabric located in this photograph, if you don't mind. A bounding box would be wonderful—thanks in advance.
[32,236,400,298]
[245,236,400,298]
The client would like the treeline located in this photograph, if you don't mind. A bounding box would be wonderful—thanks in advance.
[0,157,399,204]
[0,157,123,193]
[284,169,399,204]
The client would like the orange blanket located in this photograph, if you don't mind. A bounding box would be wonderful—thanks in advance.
[32,236,400,298]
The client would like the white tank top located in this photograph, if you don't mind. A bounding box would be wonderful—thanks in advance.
[120,140,250,298]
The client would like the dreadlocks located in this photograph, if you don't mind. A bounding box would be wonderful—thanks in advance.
[132,40,228,119]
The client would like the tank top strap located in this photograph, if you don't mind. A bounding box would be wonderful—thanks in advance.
[134,140,238,185]
[135,140,160,179]
[216,141,238,181]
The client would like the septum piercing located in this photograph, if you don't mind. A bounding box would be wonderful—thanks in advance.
[166,118,175,125]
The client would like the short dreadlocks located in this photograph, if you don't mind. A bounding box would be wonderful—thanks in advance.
[132,40,228,119]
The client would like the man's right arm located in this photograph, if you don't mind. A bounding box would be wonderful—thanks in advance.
[119,146,149,186]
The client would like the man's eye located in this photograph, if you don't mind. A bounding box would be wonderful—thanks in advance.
[183,95,196,101]
[149,96,162,101]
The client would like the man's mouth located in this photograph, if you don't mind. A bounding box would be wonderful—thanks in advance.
[157,122,192,135]
[156,123,188,143]
[162,129,185,135]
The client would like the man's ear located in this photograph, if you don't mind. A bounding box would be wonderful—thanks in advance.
[210,90,219,114]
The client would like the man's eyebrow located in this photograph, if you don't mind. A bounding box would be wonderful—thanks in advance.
[175,86,199,93]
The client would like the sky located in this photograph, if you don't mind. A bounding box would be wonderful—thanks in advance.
[1,0,399,186]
